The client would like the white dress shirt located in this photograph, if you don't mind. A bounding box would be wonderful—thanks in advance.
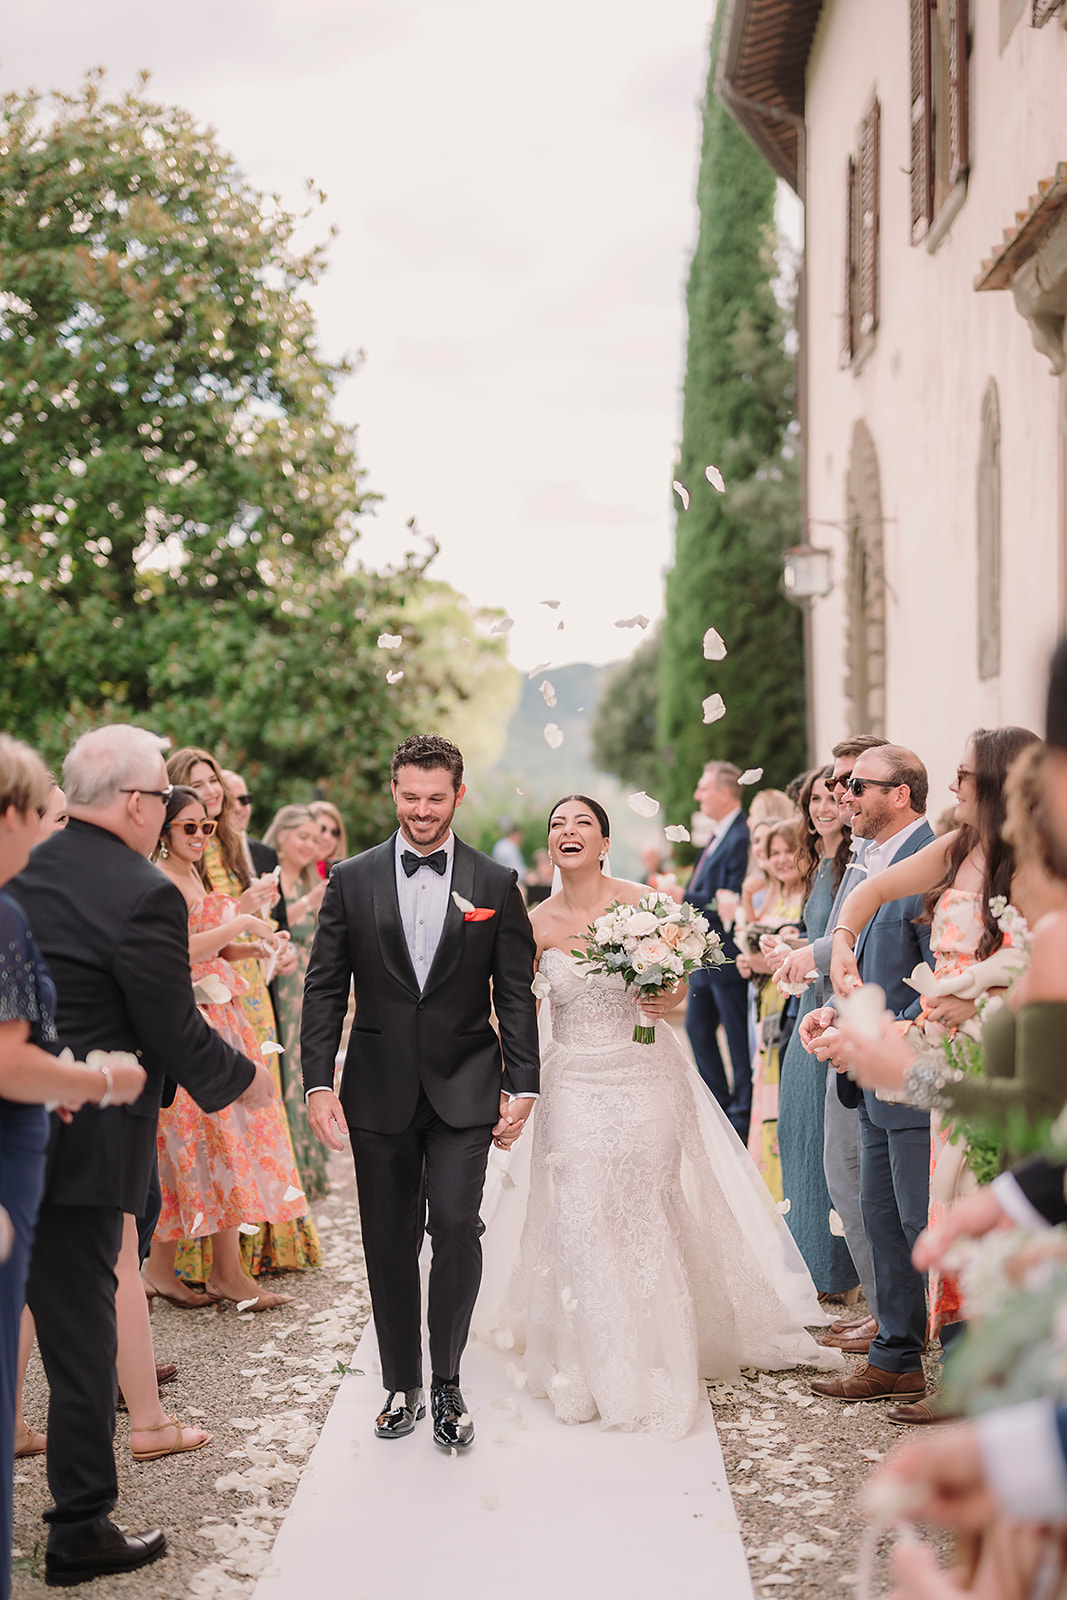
[979,1398,1067,1522]
[395,829,455,990]
[861,816,928,880]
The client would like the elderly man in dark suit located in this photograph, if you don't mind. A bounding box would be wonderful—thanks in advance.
[10,725,272,1587]
[682,761,752,1139]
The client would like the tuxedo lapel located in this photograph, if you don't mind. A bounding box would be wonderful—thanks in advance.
[371,835,420,996]
[421,838,476,1000]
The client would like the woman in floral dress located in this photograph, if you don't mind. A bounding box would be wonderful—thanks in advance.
[166,748,322,1278]
[263,805,329,1201]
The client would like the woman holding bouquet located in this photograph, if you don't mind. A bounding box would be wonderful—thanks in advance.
[476,794,837,1440]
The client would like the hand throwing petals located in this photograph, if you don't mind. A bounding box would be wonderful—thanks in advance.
[705,464,726,493]
[702,693,726,724]
[543,723,564,749]
[702,627,727,660]
[664,824,690,843]
[627,791,660,818]
[376,633,402,650]
[672,480,690,511]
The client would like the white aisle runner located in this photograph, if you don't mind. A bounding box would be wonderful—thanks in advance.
[253,1317,754,1600]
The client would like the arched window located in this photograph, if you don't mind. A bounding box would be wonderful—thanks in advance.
[976,381,1002,681]
[844,421,887,736]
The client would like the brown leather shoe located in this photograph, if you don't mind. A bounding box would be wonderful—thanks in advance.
[810,1363,926,1402]
[821,1316,878,1350]
[828,1314,877,1337]
[886,1399,959,1426]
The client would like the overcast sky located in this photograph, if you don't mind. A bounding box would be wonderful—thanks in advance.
[4,0,716,669]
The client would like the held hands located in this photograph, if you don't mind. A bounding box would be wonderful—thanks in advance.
[492,1094,535,1151]
[923,994,978,1029]
[307,1089,349,1152]
[777,943,815,985]
[236,1059,276,1112]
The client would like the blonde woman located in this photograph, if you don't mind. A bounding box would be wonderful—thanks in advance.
[263,806,329,1200]
[309,800,346,878]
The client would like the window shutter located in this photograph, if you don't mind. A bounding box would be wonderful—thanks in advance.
[859,100,880,337]
[910,0,933,242]
[843,155,857,364]
[948,0,969,187]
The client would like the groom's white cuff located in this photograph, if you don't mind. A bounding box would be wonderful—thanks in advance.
[506,1092,539,1103]
[305,1085,332,1103]
[305,1085,539,1104]
[979,1399,1067,1522]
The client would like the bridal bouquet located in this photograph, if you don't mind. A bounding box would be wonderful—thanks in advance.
[572,891,727,1043]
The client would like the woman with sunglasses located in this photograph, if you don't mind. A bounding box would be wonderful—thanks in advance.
[829,728,1040,1343]
[308,800,347,878]
[144,788,306,1315]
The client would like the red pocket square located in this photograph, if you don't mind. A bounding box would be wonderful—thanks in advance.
[463,907,495,921]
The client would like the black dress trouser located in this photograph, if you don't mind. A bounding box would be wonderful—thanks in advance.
[350,1089,494,1393]
[26,1203,123,1531]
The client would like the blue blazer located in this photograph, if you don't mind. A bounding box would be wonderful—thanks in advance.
[853,819,936,1130]
[684,810,749,988]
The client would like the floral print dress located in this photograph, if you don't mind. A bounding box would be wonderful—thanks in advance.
[747,892,803,1201]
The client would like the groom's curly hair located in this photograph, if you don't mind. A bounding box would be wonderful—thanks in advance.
[391,735,464,791]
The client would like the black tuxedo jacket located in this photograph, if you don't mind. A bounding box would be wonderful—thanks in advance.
[248,838,289,935]
[1012,1155,1067,1226]
[301,833,540,1134]
[9,819,256,1211]
[683,810,750,988]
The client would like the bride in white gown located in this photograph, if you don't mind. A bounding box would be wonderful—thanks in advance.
[476,795,841,1440]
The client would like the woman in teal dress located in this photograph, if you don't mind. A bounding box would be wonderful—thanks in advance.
[777,768,859,1295]
[264,805,329,1201]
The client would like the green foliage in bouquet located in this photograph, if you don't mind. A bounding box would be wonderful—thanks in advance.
[941,1032,1005,1188]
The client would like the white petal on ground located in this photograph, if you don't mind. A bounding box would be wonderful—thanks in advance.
[828,1209,847,1237]
[385,669,404,684]
[540,599,561,609]
[665,824,691,843]
[543,723,564,749]
[705,463,726,493]
[451,890,476,915]
[539,679,557,707]
[260,1041,284,1054]
[702,626,727,660]
[236,1298,260,1312]
[627,790,660,818]
[672,480,691,511]
[614,614,649,630]
[237,1223,260,1236]
[550,1371,572,1392]
[702,693,727,724]
[489,616,514,636]
[527,661,551,678]
[506,1362,528,1390]
[282,1185,304,1203]
[740,767,764,785]
[376,633,402,650]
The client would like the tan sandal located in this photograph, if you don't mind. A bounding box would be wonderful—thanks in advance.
[130,1414,213,1462]
[14,1425,46,1458]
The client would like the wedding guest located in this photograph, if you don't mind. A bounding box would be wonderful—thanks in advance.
[309,800,346,878]
[36,778,67,840]
[740,820,803,1197]
[740,820,775,924]
[0,735,146,1600]
[491,822,526,876]
[221,769,298,1032]
[145,788,302,1312]
[167,748,321,1278]
[262,804,329,1201]
[776,767,858,1300]
[9,725,266,1586]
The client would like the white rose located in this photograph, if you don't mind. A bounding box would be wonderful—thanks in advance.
[638,938,670,966]
[626,911,660,937]
[594,920,615,945]
[680,933,705,961]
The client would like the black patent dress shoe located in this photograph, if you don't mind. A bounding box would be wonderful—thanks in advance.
[45,1515,166,1587]
[374,1387,425,1439]
[430,1380,474,1450]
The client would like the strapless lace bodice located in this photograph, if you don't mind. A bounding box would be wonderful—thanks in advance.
[540,946,638,1051]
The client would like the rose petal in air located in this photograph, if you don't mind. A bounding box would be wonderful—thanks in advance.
[527,661,551,678]
[672,480,690,511]
[540,600,561,609]
[490,617,514,636]
[702,693,726,724]
[452,891,476,915]
[828,1209,846,1237]
[543,723,564,749]
[614,615,649,630]
[776,1199,791,1215]
[702,627,727,660]
[386,669,404,684]
[539,680,557,708]
[376,633,402,650]
[705,464,726,493]
[627,791,660,819]
[191,1211,205,1233]
[260,1041,284,1054]
[556,620,564,631]
[530,972,552,1000]
[740,768,763,785]
[282,1185,304,1203]
[665,825,691,843]
[238,1223,260,1236]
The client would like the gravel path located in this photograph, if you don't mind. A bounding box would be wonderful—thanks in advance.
[12,1155,937,1599]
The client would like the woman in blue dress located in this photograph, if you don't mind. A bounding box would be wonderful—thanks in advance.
[776,767,859,1297]
[0,735,144,1600]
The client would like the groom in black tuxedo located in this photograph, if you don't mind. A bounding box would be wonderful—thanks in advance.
[301,735,539,1450]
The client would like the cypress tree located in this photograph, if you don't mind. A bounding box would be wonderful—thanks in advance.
[658,11,807,824]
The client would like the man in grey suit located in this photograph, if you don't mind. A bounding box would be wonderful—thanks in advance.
[800,745,936,1408]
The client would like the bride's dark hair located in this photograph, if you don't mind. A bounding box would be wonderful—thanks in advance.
[548,794,611,872]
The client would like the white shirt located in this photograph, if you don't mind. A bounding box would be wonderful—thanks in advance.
[979,1398,1067,1522]
[862,816,927,880]
[395,828,456,989]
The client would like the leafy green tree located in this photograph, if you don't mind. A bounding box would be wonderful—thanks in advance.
[0,75,506,846]
[590,628,664,798]
[658,16,806,821]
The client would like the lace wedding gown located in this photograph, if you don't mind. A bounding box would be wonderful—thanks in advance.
[475,949,839,1439]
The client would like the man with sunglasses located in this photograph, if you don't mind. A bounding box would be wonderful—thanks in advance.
[800,744,936,1410]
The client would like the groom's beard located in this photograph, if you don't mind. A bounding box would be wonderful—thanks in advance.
[398,813,455,851]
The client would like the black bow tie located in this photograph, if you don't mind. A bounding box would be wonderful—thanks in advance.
[401,848,448,878]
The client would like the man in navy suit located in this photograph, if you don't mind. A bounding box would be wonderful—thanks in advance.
[801,745,936,1410]
[683,761,752,1140]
